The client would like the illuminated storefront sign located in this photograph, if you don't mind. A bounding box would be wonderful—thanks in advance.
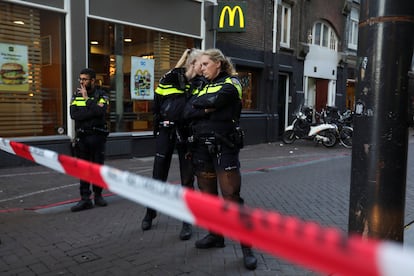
[217,2,246,32]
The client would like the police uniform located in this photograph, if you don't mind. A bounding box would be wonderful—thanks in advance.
[141,67,195,240]
[70,87,109,211]
[184,71,257,270]
[186,71,243,200]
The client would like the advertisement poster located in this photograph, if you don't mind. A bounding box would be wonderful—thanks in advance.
[130,56,154,100]
[0,43,29,91]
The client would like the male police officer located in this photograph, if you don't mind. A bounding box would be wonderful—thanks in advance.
[70,68,109,212]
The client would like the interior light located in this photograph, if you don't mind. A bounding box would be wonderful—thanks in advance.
[90,41,99,45]
[13,20,25,25]
[124,38,132,42]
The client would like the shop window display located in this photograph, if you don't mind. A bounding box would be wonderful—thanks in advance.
[0,3,65,137]
[88,19,196,133]
[237,68,259,111]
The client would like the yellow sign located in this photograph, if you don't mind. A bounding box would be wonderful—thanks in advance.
[217,2,246,32]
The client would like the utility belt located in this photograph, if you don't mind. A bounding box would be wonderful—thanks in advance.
[189,127,244,149]
[76,126,109,137]
[192,135,217,145]
[159,120,190,144]
[159,120,175,128]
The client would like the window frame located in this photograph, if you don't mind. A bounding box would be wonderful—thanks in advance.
[280,3,291,48]
[312,22,338,51]
[348,8,359,50]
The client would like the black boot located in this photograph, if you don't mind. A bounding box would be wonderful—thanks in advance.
[70,199,93,212]
[141,208,157,231]
[195,233,225,249]
[241,245,257,270]
[94,195,108,207]
[179,222,192,240]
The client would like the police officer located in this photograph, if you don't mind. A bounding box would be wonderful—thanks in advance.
[141,49,203,240]
[184,49,257,270]
[70,68,109,212]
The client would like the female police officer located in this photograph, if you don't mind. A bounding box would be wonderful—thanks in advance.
[184,49,257,270]
[141,49,204,240]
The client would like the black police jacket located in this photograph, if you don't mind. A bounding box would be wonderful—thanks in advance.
[154,68,190,124]
[70,87,108,131]
[184,72,242,135]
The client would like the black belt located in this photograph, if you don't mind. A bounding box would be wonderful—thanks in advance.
[77,126,109,136]
[193,132,235,148]
[159,121,175,127]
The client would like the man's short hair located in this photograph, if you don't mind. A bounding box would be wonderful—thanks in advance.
[80,68,96,79]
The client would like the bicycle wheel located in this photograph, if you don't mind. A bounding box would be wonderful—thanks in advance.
[339,126,353,148]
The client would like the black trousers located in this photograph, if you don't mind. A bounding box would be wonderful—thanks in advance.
[191,140,243,203]
[152,126,194,189]
[76,134,106,199]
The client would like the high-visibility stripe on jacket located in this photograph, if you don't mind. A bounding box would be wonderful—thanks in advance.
[155,84,185,96]
[196,77,242,99]
[71,96,107,107]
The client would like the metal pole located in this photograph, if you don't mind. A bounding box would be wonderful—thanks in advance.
[348,0,414,242]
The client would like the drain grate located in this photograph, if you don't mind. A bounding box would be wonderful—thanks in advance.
[73,251,100,264]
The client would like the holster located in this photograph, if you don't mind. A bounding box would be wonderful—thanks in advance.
[232,127,245,149]
[71,137,80,157]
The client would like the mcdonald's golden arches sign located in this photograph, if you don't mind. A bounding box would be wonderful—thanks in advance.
[217,1,247,32]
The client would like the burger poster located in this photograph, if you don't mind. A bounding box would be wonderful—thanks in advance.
[0,43,29,92]
[130,56,154,100]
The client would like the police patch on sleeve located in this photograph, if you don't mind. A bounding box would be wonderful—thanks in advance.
[230,77,241,87]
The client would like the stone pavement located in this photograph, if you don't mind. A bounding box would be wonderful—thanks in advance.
[1,137,414,275]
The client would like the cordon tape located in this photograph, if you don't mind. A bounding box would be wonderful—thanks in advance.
[1,137,414,276]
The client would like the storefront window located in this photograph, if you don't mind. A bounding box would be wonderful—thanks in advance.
[0,3,65,137]
[237,67,259,111]
[88,19,197,133]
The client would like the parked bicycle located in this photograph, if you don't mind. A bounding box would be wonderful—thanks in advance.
[321,106,353,149]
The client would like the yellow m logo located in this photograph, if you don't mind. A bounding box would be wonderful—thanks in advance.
[219,5,245,29]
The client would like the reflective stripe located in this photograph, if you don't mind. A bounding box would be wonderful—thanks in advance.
[231,78,243,99]
[71,96,108,107]
[155,84,185,96]
[197,77,242,99]
[71,97,87,106]
[98,98,108,104]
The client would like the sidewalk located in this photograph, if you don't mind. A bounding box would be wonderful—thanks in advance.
[1,138,414,275]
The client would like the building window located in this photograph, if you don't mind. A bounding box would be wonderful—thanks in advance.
[88,19,197,133]
[0,3,65,137]
[280,3,291,48]
[312,22,338,51]
[348,8,359,50]
[237,67,259,111]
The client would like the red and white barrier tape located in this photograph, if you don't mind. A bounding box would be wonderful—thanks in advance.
[1,137,414,276]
